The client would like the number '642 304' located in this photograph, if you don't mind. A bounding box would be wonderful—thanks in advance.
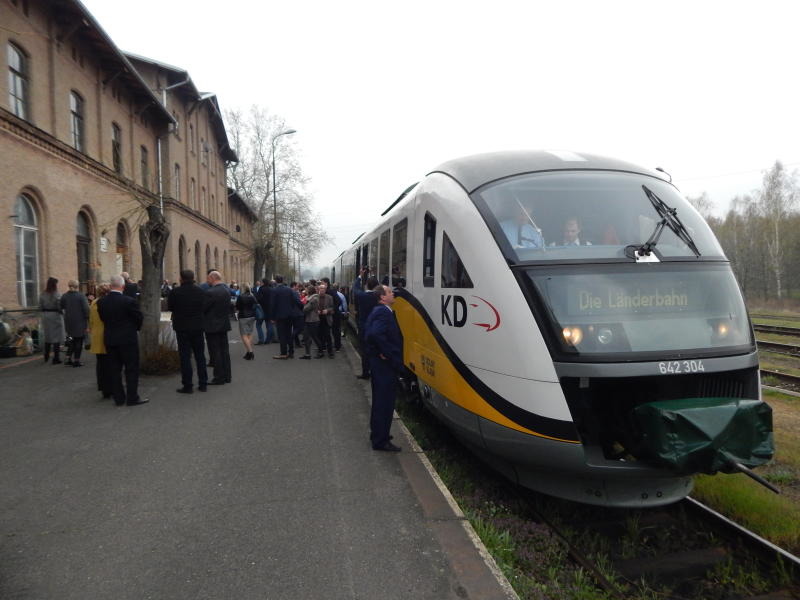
[658,360,705,374]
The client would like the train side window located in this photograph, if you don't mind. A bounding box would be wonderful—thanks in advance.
[441,232,473,288]
[392,218,408,287]
[423,212,436,287]
[368,238,378,275]
[331,266,336,284]
[356,247,362,275]
[362,243,369,273]
[379,229,390,283]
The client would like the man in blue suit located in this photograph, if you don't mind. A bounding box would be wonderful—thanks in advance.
[354,269,380,380]
[269,275,302,359]
[364,284,403,452]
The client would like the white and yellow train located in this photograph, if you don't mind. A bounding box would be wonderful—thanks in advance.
[332,150,772,507]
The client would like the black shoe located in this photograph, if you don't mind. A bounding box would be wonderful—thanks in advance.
[102,393,112,399]
[198,384,207,392]
[208,380,226,385]
[299,355,311,360]
[356,374,370,380]
[373,442,401,452]
[52,359,62,365]
[126,398,149,406]
[114,400,125,406]
[315,354,324,359]
[176,387,193,394]
[328,354,334,359]
[72,361,83,367]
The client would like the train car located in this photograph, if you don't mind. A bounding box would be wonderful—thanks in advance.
[333,150,773,507]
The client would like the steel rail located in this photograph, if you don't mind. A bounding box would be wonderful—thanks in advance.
[757,340,800,355]
[684,496,800,569]
[753,324,800,337]
[760,369,800,387]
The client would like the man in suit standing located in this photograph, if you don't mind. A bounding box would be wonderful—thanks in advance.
[203,270,232,385]
[270,275,302,359]
[168,269,208,394]
[97,275,147,406]
[354,270,380,379]
[364,284,403,452]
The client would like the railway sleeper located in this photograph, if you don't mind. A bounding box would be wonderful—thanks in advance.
[613,546,728,585]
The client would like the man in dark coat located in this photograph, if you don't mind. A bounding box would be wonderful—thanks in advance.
[269,275,302,359]
[354,270,380,379]
[97,274,147,406]
[364,284,404,452]
[168,269,208,394]
[256,280,274,344]
[60,279,89,367]
[203,270,232,384]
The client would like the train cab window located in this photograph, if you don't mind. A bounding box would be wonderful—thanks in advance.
[392,218,408,287]
[441,232,473,288]
[379,229,390,283]
[423,212,436,287]
[475,171,725,263]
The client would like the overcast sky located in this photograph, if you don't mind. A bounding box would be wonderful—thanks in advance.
[81,0,800,267]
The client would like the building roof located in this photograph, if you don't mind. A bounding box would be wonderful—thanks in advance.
[54,0,174,125]
[227,188,257,222]
[124,53,238,163]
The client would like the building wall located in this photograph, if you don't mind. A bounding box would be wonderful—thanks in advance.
[1,0,253,310]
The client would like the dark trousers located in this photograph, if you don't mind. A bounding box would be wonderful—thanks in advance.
[176,330,208,388]
[368,356,397,448]
[95,353,113,396]
[276,318,294,356]
[292,315,305,347]
[107,342,140,404]
[331,313,342,350]
[72,337,85,362]
[44,342,61,362]
[318,319,333,356]
[357,325,370,377]
[303,321,321,355]
[206,331,231,383]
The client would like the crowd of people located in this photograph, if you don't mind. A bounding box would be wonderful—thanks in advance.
[38,267,405,451]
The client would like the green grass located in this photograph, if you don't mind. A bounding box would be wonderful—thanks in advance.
[692,473,800,552]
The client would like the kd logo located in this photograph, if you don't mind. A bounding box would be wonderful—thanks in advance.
[441,295,468,327]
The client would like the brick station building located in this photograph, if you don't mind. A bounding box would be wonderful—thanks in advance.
[0,0,254,313]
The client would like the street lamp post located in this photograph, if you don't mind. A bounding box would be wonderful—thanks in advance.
[271,128,296,277]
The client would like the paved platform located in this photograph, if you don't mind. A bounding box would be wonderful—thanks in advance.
[0,335,516,599]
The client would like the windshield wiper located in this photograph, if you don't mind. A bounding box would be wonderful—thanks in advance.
[626,185,701,259]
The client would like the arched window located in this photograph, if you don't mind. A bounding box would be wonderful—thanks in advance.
[211,194,215,221]
[194,240,201,278]
[116,222,129,274]
[178,236,187,273]
[14,194,38,306]
[190,178,196,210]
[70,91,84,152]
[8,42,29,120]
[201,187,207,215]
[174,163,181,201]
[76,212,92,292]
[189,123,195,153]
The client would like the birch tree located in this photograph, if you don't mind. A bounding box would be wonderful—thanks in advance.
[757,161,797,300]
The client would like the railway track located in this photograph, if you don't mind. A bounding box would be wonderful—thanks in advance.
[523,491,800,599]
[760,368,800,393]
[758,340,800,356]
[754,323,800,337]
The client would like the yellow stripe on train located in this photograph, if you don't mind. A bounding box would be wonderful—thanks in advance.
[393,296,578,443]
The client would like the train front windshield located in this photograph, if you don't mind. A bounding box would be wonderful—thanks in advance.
[475,171,752,359]
[476,170,724,262]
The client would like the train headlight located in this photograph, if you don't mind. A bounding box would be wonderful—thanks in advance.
[562,326,584,346]
[597,328,614,345]
[717,323,729,338]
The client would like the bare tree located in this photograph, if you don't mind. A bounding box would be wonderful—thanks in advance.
[757,161,797,300]
[686,191,715,220]
[226,106,328,281]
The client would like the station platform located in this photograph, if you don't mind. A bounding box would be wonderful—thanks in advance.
[0,335,516,599]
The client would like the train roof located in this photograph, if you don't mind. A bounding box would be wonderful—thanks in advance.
[429,150,665,194]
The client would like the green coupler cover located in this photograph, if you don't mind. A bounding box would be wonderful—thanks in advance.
[632,397,774,475]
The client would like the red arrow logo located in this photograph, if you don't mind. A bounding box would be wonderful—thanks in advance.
[471,295,501,332]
